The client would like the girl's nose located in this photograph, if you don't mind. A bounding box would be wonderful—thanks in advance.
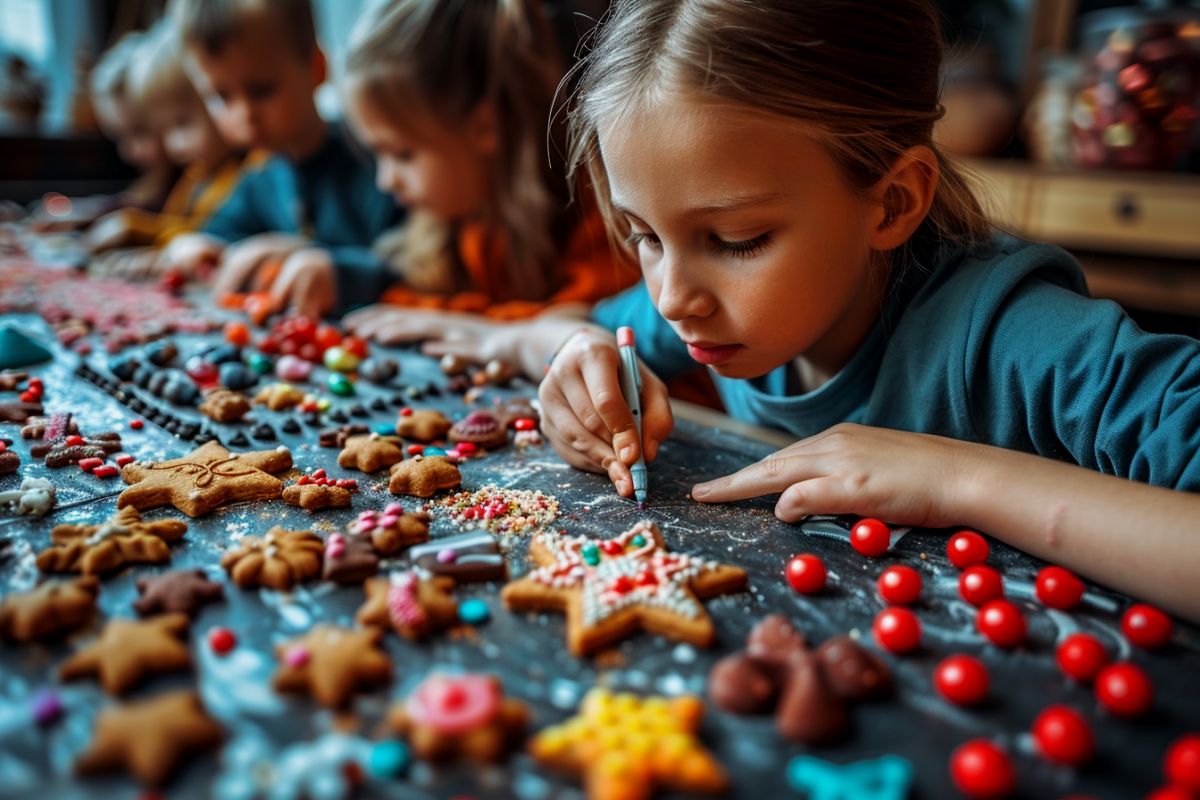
[655,252,716,321]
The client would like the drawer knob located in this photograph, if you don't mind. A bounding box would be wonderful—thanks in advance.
[1114,193,1140,222]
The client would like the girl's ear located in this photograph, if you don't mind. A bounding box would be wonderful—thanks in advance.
[467,100,500,156]
[866,145,938,251]
[311,47,328,88]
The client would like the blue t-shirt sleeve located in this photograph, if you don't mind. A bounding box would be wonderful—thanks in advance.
[591,281,694,380]
[200,170,268,243]
[326,245,389,313]
[971,277,1200,490]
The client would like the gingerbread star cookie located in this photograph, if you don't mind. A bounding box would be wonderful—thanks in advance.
[0,576,100,642]
[198,389,251,423]
[387,674,528,763]
[253,382,306,411]
[356,571,458,641]
[348,504,430,556]
[132,569,225,618]
[501,521,747,656]
[272,625,392,708]
[74,690,224,787]
[221,526,323,590]
[59,613,192,694]
[37,506,188,575]
[529,688,728,799]
[388,455,461,498]
[118,441,293,517]
[337,433,406,473]
[395,409,452,442]
[322,532,379,585]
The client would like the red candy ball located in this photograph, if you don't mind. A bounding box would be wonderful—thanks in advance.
[1032,705,1094,766]
[934,654,989,706]
[850,518,890,558]
[1035,566,1084,610]
[873,607,921,654]
[314,324,342,351]
[342,335,369,358]
[224,321,250,346]
[947,530,989,569]
[977,600,1026,648]
[950,739,1015,799]
[1056,633,1109,683]
[877,565,922,605]
[1122,604,1173,650]
[785,554,827,595]
[1165,734,1200,791]
[959,565,1004,607]
[1095,662,1153,717]
[1146,787,1195,800]
[208,627,236,655]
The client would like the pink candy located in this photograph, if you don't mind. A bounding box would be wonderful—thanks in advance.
[275,354,313,382]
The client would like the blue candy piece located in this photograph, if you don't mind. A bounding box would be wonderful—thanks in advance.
[245,352,274,375]
[368,740,410,778]
[423,446,447,457]
[786,754,913,800]
[164,375,199,405]
[219,362,258,391]
[373,423,397,436]
[458,598,491,625]
[205,344,242,364]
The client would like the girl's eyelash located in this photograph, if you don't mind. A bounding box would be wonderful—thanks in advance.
[625,232,658,249]
[711,232,771,258]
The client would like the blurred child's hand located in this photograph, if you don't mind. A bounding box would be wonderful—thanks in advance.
[84,210,140,253]
[691,422,974,528]
[269,248,335,319]
[211,233,308,299]
[90,247,160,280]
[159,233,224,277]
[539,328,674,498]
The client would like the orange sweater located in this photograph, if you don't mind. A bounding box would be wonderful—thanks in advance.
[379,207,637,319]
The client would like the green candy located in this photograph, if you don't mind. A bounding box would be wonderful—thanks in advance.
[246,353,273,375]
[327,374,355,396]
[631,534,646,547]
[582,543,600,566]
[322,346,362,373]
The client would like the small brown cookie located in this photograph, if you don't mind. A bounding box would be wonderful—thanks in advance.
[388,456,461,498]
[198,389,251,423]
[0,370,28,391]
[337,433,406,473]
[321,532,379,585]
[132,569,225,618]
[253,383,306,411]
[118,441,293,517]
[221,526,323,590]
[74,690,224,787]
[0,576,100,642]
[0,400,43,423]
[449,410,508,451]
[356,571,458,640]
[282,482,353,511]
[387,674,528,763]
[34,432,122,467]
[38,506,188,575]
[272,625,392,708]
[318,423,369,448]
[20,412,77,439]
[59,613,192,694]
[0,449,17,475]
[349,505,430,556]
[395,409,452,443]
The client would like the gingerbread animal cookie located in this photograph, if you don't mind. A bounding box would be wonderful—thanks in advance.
[33,431,122,467]
[387,674,528,763]
[501,521,747,656]
[356,571,458,640]
[38,506,187,575]
[132,569,225,618]
[59,613,192,694]
[388,455,461,498]
[272,625,392,708]
[449,410,508,451]
[282,481,354,511]
[0,576,99,642]
[348,504,430,556]
[198,389,251,423]
[321,532,379,585]
[74,690,224,787]
[253,382,306,411]
[118,441,292,517]
[221,526,323,590]
[529,688,728,799]
[395,408,452,442]
[337,433,406,473]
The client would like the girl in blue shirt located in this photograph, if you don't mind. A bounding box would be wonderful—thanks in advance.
[538,0,1200,619]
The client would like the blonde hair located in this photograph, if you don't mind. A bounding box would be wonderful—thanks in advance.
[126,21,199,109]
[89,30,146,104]
[345,0,569,300]
[566,0,992,267]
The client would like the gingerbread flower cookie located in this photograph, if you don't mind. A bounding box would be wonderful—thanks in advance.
[356,571,458,640]
[501,521,747,656]
[132,569,225,618]
[529,687,728,799]
[337,433,406,473]
[118,441,293,517]
[449,410,508,451]
[0,576,99,642]
[387,674,528,763]
[59,613,192,694]
[221,526,323,590]
[395,408,452,442]
[38,506,188,576]
[321,532,379,585]
[272,625,392,708]
[74,690,224,787]
[388,455,461,498]
[198,389,251,423]
[253,382,306,411]
[348,504,430,556]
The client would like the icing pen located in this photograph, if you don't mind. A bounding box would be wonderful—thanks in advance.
[616,326,648,508]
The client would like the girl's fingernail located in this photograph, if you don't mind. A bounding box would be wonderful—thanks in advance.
[619,446,633,462]
[692,484,708,499]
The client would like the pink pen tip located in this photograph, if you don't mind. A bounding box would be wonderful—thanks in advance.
[617,327,635,348]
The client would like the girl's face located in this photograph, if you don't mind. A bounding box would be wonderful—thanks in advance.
[151,96,230,169]
[346,88,493,222]
[598,96,887,382]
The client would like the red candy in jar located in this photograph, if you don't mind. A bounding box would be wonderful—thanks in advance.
[1095,662,1153,717]
[976,600,1025,648]
[850,518,890,557]
[1032,705,1094,766]
[877,565,921,605]
[1164,733,1200,791]
[947,530,989,569]
[785,553,826,595]
[872,607,920,654]
[1035,566,1084,610]
[1056,633,1109,683]
[934,654,989,706]
[1121,603,1173,649]
[959,565,1004,607]
[950,739,1015,799]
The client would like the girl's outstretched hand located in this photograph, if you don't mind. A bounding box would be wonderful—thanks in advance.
[691,422,973,528]
[539,328,674,498]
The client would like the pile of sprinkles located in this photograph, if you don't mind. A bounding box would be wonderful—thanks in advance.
[437,485,559,535]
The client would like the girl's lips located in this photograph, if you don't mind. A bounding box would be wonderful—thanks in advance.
[686,342,743,366]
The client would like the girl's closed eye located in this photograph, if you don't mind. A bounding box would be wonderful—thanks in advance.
[710,232,771,259]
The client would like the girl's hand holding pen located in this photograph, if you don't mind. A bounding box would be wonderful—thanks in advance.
[539,328,674,498]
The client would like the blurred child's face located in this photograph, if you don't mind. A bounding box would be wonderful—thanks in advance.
[151,96,230,169]
[346,90,493,221]
[95,95,167,171]
[598,96,886,381]
[185,22,324,156]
